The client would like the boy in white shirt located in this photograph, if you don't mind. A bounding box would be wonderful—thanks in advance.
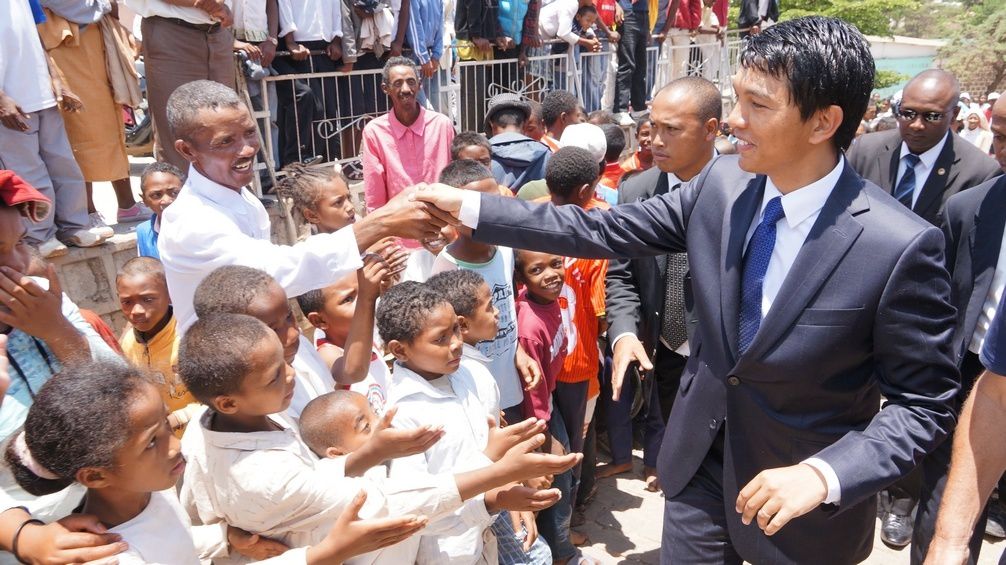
[179,313,578,558]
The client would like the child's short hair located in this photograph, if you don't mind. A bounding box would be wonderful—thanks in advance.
[438,160,494,188]
[376,281,449,344]
[140,161,186,191]
[450,132,491,160]
[193,265,277,318]
[179,313,276,404]
[4,360,149,496]
[587,110,617,125]
[634,112,651,131]
[600,123,626,163]
[296,288,325,317]
[300,390,361,456]
[276,163,349,215]
[427,270,487,319]
[541,90,579,128]
[116,256,166,286]
[546,147,601,199]
[575,4,597,18]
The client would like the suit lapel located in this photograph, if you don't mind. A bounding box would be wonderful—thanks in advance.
[740,163,868,362]
[913,136,957,217]
[720,176,765,362]
[884,141,900,193]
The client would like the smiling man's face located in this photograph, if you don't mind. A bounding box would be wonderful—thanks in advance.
[176,105,260,190]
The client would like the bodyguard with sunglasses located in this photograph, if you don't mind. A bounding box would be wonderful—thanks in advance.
[849,69,998,228]
[848,69,1000,553]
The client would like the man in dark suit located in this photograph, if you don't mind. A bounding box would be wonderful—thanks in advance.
[847,70,999,228]
[417,17,959,564]
[738,0,778,35]
[914,96,1006,564]
[604,76,721,490]
[848,69,999,547]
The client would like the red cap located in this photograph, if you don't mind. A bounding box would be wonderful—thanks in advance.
[0,170,51,223]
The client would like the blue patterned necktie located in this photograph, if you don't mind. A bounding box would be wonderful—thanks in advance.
[738,196,785,354]
[894,153,921,208]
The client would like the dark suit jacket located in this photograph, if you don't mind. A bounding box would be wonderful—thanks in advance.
[606,168,696,354]
[472,155,960,564]
[941,175,1006,385]
[738,0,778,28]
[847,129,1000,226]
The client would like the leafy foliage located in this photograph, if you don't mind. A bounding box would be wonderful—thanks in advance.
[938,2,1006,95]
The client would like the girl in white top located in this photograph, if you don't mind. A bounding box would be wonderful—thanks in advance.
[4,360,426,564]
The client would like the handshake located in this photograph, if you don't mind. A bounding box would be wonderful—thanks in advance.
[363,183,470,242]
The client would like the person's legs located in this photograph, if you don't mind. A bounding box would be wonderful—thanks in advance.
[554,380,589,503]
[695,34,720,82]
[613,13,642,113]
[668,30,691,80]
[629,15,649,111]
[502,404,524,426]
[536,410,577,563]
[272,55,322,167]
[35,108,90,239]
[0,114,57,244]
[601,356,635,472]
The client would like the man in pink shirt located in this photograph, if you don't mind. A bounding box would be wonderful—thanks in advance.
[362,57,456,222]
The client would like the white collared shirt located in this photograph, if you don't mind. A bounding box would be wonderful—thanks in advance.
[180,408,463,558]
[278,0,343,42]
[896,132,949,207]
[970,227,1006,355]
[388,363,500,564]
[123,0,221,25]
[288,336,338,420]
[159,166,363,332]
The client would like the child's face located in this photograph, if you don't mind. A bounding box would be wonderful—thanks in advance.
[328,393,378,456]
[636,121,653,155]
[247,282,301,364]
[524,114,546,140]
[83,382,184,493]
[462,177,500,195]
[421,226,457,255]
[462,282,500,344]
[225,334,297,416]
[577,12,598,29]
[517,251,566,303]
[117,273,171,333]
[141,172,181,217]
[311,273,358,346]
[306,176,356,234]
[456,145,492,169]
[392,303,464,380]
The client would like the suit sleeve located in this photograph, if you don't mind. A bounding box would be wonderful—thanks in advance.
[813,226,960,509]
[940,199,962,277]
[473,163,703,260]
[605,186,647,344]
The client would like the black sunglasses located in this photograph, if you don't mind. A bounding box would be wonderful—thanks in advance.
[895,107,948,124]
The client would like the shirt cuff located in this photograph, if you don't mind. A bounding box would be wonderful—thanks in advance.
[611,332,636,348]
[458,191,482,228]
[803,457,841,505]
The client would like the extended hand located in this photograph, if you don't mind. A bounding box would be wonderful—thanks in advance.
[411,183,467,220]
[309,490,427,563]
[610,334,652,401]
[486,483,562,513]
[735,464,827,536]
[484,416,547,461]
[499,434,582,483]
[16,513,127,565]
[227,526,289,560]
[367,405,444,461]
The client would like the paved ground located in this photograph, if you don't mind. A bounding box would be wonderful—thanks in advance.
[577,453,1005,564]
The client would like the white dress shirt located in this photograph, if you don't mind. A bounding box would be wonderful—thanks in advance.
[456,157,848,504]
[538,0,581,45]
[278,0,343,42]
[288,336,338,420]
[388,363,501,564]
[896,132,949,207]
[159,166,362,332]
[970,226,1006,354]
[123,0,221,25]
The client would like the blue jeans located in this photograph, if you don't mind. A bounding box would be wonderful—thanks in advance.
[536,406,577,561]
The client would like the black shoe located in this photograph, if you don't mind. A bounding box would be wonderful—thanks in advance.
[987,501,1006,539]
[880,510,914,548]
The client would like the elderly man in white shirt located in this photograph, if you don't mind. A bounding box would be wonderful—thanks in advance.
[156,80,454,332]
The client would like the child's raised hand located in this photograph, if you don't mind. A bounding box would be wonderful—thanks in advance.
[485,483,562,513]
[308,491,427,564]
[358,252,392,298]
[227,526,289,560]
[483,416,547,462]
[498,433,581,484]
[367,405,445,461]
[511,510,539,551]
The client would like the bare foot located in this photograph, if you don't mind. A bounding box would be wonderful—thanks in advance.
[595,461,633,479]
[570,529,589,546]
[644,466,661,492]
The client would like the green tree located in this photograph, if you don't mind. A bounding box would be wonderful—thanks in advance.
[875,69,909,90]
[777,0,919,36]
[938,3,1006,95]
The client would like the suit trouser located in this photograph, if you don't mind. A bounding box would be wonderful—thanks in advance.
[142,16,235,171]
[272,43,344,167]
[0,107,88,243]
[613,11,649,113]
[910,350,989,564]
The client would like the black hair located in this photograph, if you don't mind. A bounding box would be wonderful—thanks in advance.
[491,108,527,128]
[541,90,580,127]
[575,4,597,17]
[450,132,492,160]
[600,123,626,163]
[587,110,618,125]
[634,112,651,131]
[740,16,874,150]
[300,390,361,456]
[375,281,450,344]
[4,361,151,496]
[296,288,325,316]
[179,313,276,404]
[427,270,488,318]
[140,161,186,191]
[382,56,421,85]
[545,147,601,199]
[193,265,277,318]
[117,256,166,287]
[438,159,494,188]
[660,77,722,123]
[276,162,350,215]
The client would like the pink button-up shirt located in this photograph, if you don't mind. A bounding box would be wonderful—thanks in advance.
[362,106,455,213]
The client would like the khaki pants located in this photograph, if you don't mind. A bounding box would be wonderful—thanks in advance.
[652,29,691,97]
